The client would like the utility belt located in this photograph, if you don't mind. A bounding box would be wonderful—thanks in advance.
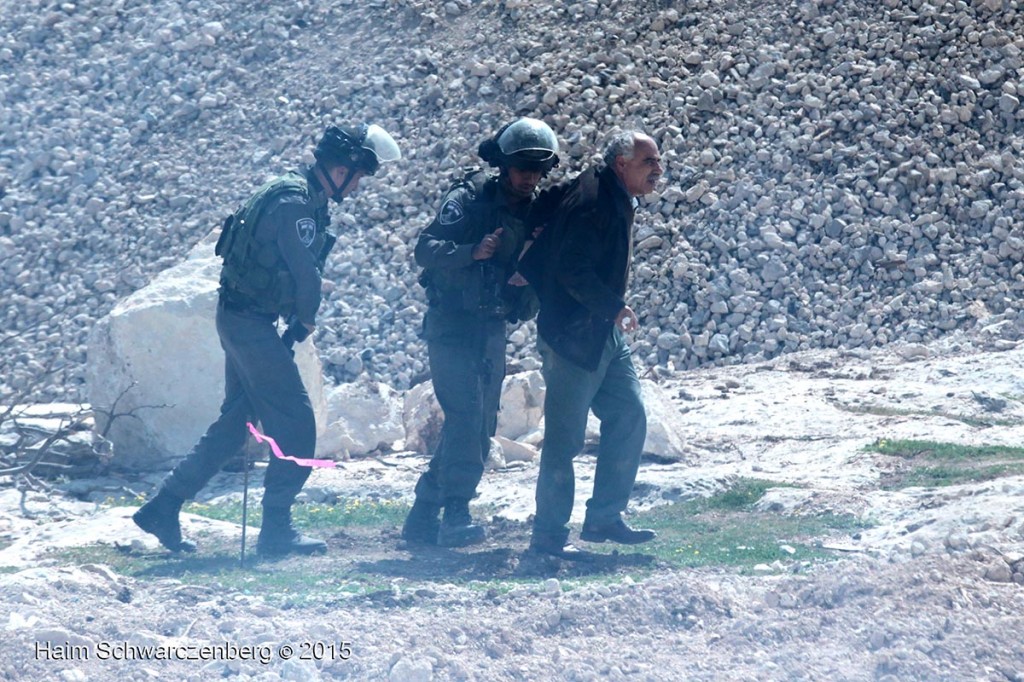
[218,286,279,321]
[423,262,509,320]
[429,290,508,319]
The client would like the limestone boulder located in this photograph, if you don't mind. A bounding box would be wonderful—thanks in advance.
[402,370,546,457]
[582,379,688,462]
[319,380,404,457]
[496,370,545,440]
[640,380,690,462]
[86,240,326,470]
[402,380,442,457]
[404,371,684,463]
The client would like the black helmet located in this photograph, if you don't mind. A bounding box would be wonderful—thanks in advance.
[478,117,559,173]
[314,124,401,176]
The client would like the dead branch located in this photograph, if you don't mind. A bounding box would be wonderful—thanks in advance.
[91,381,172,439]
[0,412,91,477]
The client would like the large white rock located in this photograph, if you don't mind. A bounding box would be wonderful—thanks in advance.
[640,380,690,462]
[401,380,442,457]
[319,380,404,457]
[402,369,546,456]
[581,379,688,461]
[496,370,545,440]
[402,370,685,462]
[86,240,326,470]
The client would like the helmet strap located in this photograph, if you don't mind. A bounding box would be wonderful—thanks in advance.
[316,160,352,204]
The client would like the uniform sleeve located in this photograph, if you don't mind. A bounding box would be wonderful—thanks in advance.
[414,186,478,270]
[267,198,322,326]
[527,181,571,230]
[555,208,626,322]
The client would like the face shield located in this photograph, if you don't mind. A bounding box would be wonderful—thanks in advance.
[358,124,401,175]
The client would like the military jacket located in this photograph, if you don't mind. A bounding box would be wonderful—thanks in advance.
[415,172,538,338]
[217,169,334,324]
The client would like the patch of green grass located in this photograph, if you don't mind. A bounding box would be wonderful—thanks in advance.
[113,495,407,529]
[42,480,870,601]
[868,439,1024,461]
[694,478,788,511]
[624,480,869,571]
[897,464,1023,488]
[44,497,413,604]
[295,499,408,529]
[867,439,1024,489]
[833,403,1020,428]
[50,541,395,607]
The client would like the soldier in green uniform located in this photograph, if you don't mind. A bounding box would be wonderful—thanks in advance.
[133,124,400,557]
[402,118,560,547]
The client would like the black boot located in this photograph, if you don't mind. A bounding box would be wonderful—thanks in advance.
[256,506,327,557]
[580,516,656,545]
[401,499,441,545]
[132,489,196,553]
[437,497,485,548]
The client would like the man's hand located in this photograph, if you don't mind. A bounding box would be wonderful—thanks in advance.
[615,306,639,333]
[281,315,313,348]
[472,228,504,260]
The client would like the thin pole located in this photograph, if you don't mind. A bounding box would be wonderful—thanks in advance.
[240,443,249,568]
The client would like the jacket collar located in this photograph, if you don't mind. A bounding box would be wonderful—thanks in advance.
[599,164,635,218]
[304,166,330,209]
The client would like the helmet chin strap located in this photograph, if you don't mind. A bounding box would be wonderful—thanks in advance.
[316,160,355,204]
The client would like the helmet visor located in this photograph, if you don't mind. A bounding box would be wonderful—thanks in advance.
[506,149,557,172]
[361,124,401,173]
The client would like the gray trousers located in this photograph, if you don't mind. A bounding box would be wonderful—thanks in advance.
[163,301,315,509]
[532,328,647,546]
[413,322,506,505]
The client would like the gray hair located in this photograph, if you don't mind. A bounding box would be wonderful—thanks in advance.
[603,131,643,166]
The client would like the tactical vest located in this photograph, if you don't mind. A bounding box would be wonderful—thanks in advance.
[215,171,334,316]
[421,170,529,319]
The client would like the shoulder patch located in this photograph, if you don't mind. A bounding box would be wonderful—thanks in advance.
[295,217,317,247]
[438,197,465,226]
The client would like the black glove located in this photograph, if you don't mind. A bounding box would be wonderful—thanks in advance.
[280,315,311,349]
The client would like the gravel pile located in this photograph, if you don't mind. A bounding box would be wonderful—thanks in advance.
[2,0,1023,401]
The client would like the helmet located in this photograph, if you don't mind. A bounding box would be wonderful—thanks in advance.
[479,117,559,173]
[314,123,401,176]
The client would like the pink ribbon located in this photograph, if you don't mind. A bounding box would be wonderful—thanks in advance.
[247,422,338,468]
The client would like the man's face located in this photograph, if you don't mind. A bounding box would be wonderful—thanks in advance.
[329,166,365,201]
[504,165,544,200]
[614,136,663,197]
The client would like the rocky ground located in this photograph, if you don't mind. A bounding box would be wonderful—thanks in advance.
[2,329,1024,681]
[3,0,1024,400]
[4,0,1024,679]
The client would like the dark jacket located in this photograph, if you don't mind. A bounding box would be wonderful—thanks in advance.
[415,172,539,340]
[522,164,635,371]
[218,168,332,325]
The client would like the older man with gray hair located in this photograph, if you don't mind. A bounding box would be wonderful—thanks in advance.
[518,130,664,559]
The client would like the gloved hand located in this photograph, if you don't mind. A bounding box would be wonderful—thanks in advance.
[280,315,311,349]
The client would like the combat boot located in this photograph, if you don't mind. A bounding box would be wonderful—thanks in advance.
[401,499,441,545]
[132,489,196,553]
[437,497,486,548]
[256,506,327,557]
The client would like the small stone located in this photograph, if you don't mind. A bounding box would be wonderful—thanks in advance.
[389,656,433,682]
[984,563,1013,583]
